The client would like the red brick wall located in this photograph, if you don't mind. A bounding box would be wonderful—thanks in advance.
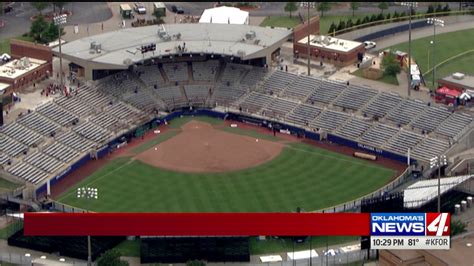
[294,42,365,66]
[293,16,320,44]
[10,39,52,63]
[0,63,52,93]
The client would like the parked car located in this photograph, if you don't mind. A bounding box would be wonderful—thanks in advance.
[364,41,377,49]
[4,5,13,13]
[171,5,184,14]
[134,2,146,14]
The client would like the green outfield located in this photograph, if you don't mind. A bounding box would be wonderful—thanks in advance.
[386,28,474,88]
[57,119,396,212]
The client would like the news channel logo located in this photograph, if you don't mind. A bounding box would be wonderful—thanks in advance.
[370,213,450,236]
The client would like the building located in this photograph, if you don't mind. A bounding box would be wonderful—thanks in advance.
[294,34,365,67]
[52,23,291,80]
[438,73,474,92]
[199,6,249,25]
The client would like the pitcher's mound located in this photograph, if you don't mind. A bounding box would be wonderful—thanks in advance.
[136,120,284,173]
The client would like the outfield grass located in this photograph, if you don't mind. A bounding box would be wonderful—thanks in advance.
[386,28,474,88]
[168,116,223,129]
[58,136,395,212]
[131,130,180,154]
[0,35,35,54]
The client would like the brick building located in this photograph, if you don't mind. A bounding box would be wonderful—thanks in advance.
[0,39,53,109]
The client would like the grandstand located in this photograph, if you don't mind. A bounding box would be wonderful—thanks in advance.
[2,61,473,188]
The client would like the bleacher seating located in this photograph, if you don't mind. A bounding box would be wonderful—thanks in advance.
[385,130,424,155]
[307,79,346,104]
[17,112,60,136]
[213,84,247,105]
[7,161,48,184]
[0,152,10,165]
[123,90,163,113]
[36,102,78,126]
[283,75,320,100]
[73,121,112,143]
[286,104,322,126]
[335,117,372,140]
[0,134,27,157]
[1,122,43,146]
[411,105,451,133]
[56,96,95,117]
[220,63,247,85]
[24,151,64,173]
[136,64,166,86]
[386,99,427,125]
[184,85,212,103]
[411,137,450,162]
[239,92,274,114]
[56,131,97,152]
[333,85,378,111]
[192,61,219,81]
[262,71,298,95]
[90,112,120,131]
[75,85,112,109]
[310,109,350,132]
[264,98,298,119]
[360,123,399,148]
[42,142,79,163]
[154,86,186,107]
[362,92,403,118]
[162,62,189,82]
[240,67,266,88]
[435,112,473,140]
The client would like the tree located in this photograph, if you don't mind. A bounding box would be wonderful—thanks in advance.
[30,16,64,44]
[362,15,370,24]
[328,22,337,35]
[350,2,360,17]
[187,260,206,266]
[427,4,434,15]
[443,3,451,13]
[317,2,331,17]
[346,18,354,28]
[370,14,377,22]
[376,13,385,21]
[450,220,467,236]
[435,4,443,14]
[31,2,50,15]
[284,2,298,18]
[97,250,129,266]
[355,18,362,25]
[386,13,391,20]
[336,20,346,31]
[378,2,389,14]
[382,53,401,76]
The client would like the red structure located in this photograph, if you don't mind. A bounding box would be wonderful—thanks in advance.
[435,86,461,105]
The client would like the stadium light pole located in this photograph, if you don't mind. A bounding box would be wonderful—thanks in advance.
[77,186,99,266]
[53,14,67,90]
[427,17,445,89]
[430,155,447,212]
[401,2,418,97]
[301,2,316,76]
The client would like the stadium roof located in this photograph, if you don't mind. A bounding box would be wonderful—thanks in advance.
[53,24,291,69]
[403,175,472,208]
[199,6,249,25]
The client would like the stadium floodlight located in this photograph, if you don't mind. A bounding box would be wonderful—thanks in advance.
[77,186,98,266]
[300,2,316,76]
[400,2,418,97]
[427,18,445,88]
[430,155,448,212]
[54,14,67,90]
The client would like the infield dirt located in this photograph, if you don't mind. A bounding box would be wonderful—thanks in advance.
[136,120,284,173]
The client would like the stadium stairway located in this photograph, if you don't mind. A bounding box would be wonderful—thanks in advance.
[158,64,170,84]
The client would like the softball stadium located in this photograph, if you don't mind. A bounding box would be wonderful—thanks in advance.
[1,19,474,264]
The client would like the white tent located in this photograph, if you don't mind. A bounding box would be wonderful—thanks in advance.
[199,6,249,25]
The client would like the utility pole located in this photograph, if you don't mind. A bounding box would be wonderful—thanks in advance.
[54,14,67,91]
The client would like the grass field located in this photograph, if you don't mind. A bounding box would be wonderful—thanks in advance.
[0,178,21,192]
[386,28,474,88]
[259,14,366,34]
[58,120,395,212]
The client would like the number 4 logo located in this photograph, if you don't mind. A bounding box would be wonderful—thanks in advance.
[426,213,450,236]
